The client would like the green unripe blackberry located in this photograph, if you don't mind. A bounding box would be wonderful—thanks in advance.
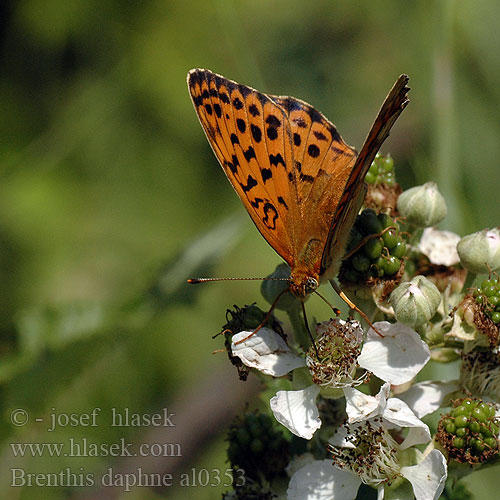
[352,253,371,273]
[382,228,399,249]
[381,255,401,275]
[340,209,405,283]
[358,209,383,235]
[437,398,499,464]
[363,237,384,259]
[471,275,500,324]
[390,240,407,259]
[366,153,396,186]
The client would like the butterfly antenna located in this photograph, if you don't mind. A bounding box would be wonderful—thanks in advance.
[233,288,289,345]
[301,301,320,358]
[187,277,290,284]
[329,280,384,338]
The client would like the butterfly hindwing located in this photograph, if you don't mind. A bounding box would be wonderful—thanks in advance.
[320,74,410,275]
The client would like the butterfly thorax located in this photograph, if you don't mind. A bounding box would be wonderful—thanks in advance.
[289,270,319,299]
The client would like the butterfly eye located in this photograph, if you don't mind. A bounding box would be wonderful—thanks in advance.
[305,277,319,294]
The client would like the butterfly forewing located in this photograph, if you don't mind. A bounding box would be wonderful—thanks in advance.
[188,69,297,265]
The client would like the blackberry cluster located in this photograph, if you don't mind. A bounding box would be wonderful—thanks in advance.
[473,276,500,324]
[437,398,499,464]
[227,412,289,482]
[365,153,395,186]
[341,209,406,283]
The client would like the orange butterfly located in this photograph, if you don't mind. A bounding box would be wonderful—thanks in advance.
[187,69,409,304]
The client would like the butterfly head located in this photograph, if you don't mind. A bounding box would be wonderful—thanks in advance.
[289,273,319,299]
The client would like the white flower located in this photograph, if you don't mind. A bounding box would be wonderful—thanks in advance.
[231,321,430,439]
[231,328,306,376]
[418,227,460,266]
[287,459,361,500]
[358,322,430,385]
[270,385,321,440]
[287,384,447,500]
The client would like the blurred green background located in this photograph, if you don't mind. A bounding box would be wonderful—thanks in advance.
[0,0,499,498]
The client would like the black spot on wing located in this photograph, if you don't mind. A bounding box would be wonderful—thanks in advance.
[267,127,278,140]
[251,197,264,208]
[213,103,222,118]
[313,130,327,141]
[294,117,307,128]
[244,146,256,161]
[269,153,286,167]
[308,144,320,158]
[204,104,213,115]
[277,196,288,209]
[241,175,257,193]
[300,173,314,183]
[192,95,203,107]
[293,133,301,146]
[230,133,239,145]
[231,154,240,171]
[233,97,243,110]
[238,85,251,98]
[261,168,272,182]
[237,118,246,133]
[220,93,230,104]
[251,124,262,143]
[225,159,237,174]
[249,104,260,116]
[266,115,281,127]
[295,161,302,171]
[326,123,341,142]
[263,202,278,230]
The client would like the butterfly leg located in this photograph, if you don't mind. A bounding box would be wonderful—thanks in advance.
[301,301,320,358]
[313,290,341,316]
[233,288,289,345]
[329,280,384,338]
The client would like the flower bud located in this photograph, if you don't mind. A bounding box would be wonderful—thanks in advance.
[396,182,447,227]
[261,263,297,311]
[390,275,441,327]
[457,228,500,274]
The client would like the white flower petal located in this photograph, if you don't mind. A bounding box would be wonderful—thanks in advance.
[377,486,385,500]
[287,460,361,500]
[286,453,316,477]
[231,328,305,376]
[400,450,447,500]
[419,227,460,266]
[270,385,321,439]
[383,397,428,430]
[398,381,459,418]
[344,383,390,423]
[358,322,430,385]
[400,426,433,450]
